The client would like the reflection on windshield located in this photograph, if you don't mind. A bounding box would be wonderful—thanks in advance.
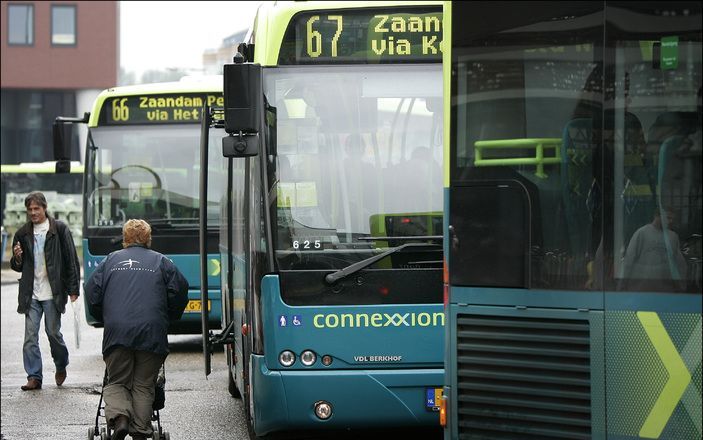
[266,65,443,270]
[87,125,224,228]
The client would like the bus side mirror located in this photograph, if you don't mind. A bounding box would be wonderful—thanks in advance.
[222,57,262,158]
[53,121,73,173]
[53,113,89,173]
[223,133,258,157]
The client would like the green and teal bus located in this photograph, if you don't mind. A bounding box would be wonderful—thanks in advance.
[201,1,445,437]
[53,79,225,334]
[442,2,701,439]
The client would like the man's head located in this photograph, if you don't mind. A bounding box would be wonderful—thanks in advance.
[653,207,675,230]
[122,219,152,248]
[24,192,48,225]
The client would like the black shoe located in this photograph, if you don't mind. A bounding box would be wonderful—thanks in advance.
[112,415,129,440]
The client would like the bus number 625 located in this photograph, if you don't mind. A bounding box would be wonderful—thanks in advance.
[293,240,322,249]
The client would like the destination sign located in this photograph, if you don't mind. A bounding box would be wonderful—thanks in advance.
[278,8,442,64]
[99,93,224,125]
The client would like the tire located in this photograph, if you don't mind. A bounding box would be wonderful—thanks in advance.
[88,427,96,440]
[163,432,170,440]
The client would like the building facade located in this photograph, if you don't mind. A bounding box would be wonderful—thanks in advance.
[1,0,119,165]
[202,30,246,75]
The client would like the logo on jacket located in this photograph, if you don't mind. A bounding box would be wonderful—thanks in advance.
[119,259,140,268]
[111,258,156,273]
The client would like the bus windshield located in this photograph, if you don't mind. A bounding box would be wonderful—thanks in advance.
[86,124,225,229]
[265,64,443,270]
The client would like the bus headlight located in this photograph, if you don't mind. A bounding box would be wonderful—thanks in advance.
[300,350,316,366]
[279,350,295,367]
[314,401,333,420]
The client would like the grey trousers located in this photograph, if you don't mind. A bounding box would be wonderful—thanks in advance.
[104,347,166,436]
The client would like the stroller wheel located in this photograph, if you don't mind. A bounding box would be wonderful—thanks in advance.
[151,423,161,440]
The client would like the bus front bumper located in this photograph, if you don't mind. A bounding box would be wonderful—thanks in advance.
[250,354,443,436]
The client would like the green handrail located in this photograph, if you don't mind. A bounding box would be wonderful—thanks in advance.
[474,138,562,178]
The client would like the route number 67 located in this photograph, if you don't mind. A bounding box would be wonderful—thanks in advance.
[306,15,343,58]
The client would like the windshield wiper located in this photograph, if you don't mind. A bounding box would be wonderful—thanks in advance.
[324,243,440,285]
[358,235,443,242]
[144,219,175,228]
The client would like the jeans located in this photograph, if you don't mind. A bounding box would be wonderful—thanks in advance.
[23,298,69,382]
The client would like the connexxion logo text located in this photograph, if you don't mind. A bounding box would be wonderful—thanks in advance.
[313,312,445,329]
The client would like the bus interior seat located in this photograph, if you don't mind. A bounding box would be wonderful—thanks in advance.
[646,111,698,155]
[560,118,596,279]
[605,111,653,242]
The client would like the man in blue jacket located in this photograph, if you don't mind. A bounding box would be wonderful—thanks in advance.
[85,219,188,440]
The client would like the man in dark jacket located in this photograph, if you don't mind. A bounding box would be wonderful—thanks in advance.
[85,219,188,440]
[10,191,80,391]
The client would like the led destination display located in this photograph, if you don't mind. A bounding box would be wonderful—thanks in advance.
[100,93,224,125]
[279,8,443,64]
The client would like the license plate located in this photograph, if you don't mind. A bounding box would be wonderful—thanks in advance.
[183,300,211,313]
[425,388,442,411]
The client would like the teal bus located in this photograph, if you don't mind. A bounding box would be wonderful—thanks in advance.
[53,78,225,333]
[442,2,701,439]
[200,1,445,437]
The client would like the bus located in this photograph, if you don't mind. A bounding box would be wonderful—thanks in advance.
[200,1,445,436]
[52,78,225,334]
[442,2,701,439]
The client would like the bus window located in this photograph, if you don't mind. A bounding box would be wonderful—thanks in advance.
[610,23,701,294]
[452,39,602,290]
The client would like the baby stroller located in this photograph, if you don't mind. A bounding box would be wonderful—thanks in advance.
[89,364,170,440]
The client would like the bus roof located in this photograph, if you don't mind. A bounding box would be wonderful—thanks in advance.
[252,1,442,66]
[88,76,223,127]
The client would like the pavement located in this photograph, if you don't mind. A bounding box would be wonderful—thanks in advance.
[1,265,18,285]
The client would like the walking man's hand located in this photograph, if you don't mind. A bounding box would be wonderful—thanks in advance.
[13,242,22,263]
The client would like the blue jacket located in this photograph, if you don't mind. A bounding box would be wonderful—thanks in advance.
[85,244,189,356]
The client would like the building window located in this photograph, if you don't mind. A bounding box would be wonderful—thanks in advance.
[8,4,34,46]
[0,89,78,165]
[51,5,76,46]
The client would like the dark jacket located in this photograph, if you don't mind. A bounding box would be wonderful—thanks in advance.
[84,244,189,356]
[11,216,81,314]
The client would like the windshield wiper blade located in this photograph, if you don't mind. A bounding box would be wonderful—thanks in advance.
[324,243,439,285]
[358,235,443,241]
[144,219,174,228]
